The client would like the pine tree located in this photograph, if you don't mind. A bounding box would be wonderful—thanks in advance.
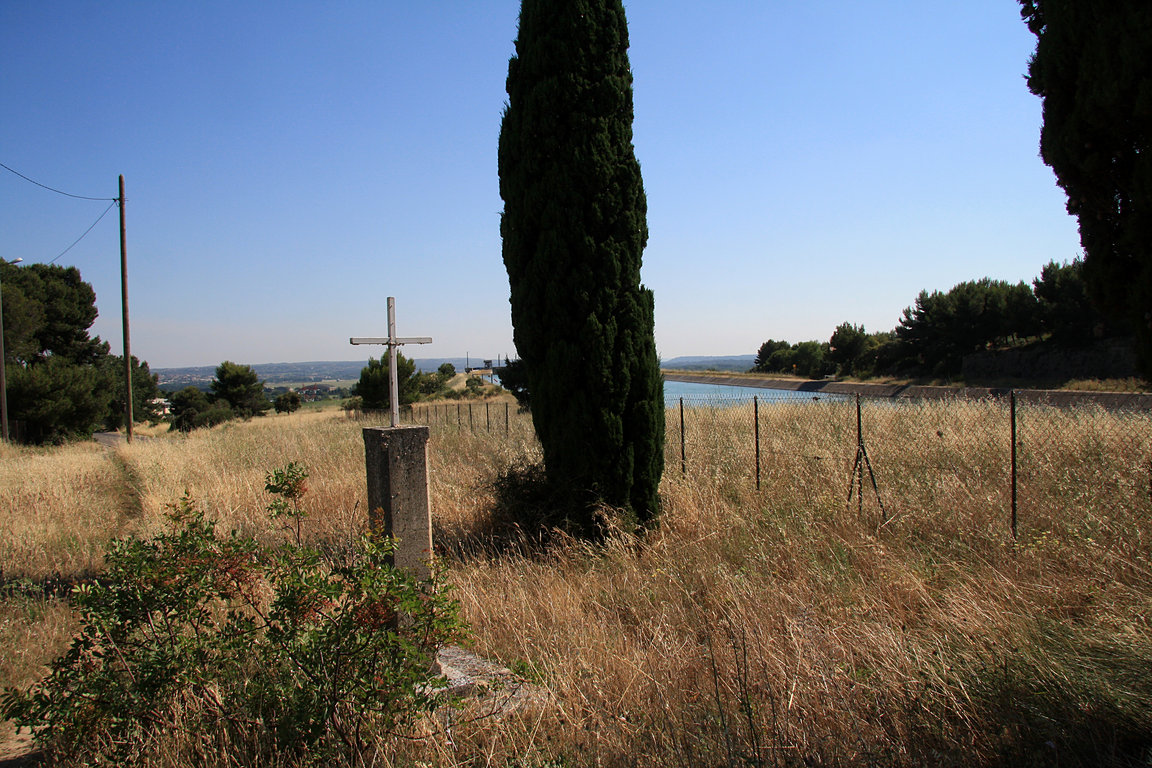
[2,262,153,443]
[1021,0,1152,373]
[352,354,417,412]
[498,0,664,527]
[210,362,271,418]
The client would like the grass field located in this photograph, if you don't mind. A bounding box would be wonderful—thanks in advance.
[1,403,1150,766]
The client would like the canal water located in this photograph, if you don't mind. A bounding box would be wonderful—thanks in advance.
[663,378,846,406]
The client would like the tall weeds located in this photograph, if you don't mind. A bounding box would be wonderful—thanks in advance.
[2,401,1150,766]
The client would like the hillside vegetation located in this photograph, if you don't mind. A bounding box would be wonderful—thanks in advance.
[2,407,1149,766]
[752,260,1143,386]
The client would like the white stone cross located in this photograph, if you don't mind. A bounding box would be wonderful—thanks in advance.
[350,296,432,427]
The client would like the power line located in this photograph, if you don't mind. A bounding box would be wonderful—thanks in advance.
[0,161,118,201]
[48,201,118,264]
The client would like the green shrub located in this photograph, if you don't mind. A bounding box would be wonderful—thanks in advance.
[1,464,463,765]
[168,385,235,432]
[273,391,302,414]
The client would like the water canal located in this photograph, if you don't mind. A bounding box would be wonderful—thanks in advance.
[662,378,847,406]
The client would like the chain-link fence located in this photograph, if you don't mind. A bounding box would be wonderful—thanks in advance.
[668,391,1152,539]
[401,391,1152,541]
[1014,395,1152,545]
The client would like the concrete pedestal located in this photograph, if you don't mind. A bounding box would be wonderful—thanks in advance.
[362,425,432,579]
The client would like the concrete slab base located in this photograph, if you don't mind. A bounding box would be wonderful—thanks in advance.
[433,645,549,716]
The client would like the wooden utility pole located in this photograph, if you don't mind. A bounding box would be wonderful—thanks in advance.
[0,258,22,442]
[0,265,8,442]
[119,175,133,442]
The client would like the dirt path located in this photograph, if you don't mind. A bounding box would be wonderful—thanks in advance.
[92,431,151,448]
[91,433,148,523]
[0,435,147,765]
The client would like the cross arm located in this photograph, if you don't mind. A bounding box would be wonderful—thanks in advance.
[350,337,433,345]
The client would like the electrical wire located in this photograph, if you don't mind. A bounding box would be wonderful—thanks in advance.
[48,200,117,264]
[0,161,118,201]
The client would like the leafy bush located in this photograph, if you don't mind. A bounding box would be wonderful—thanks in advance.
[413,370,451,397]
[273,391,302,414]
[1,464,463,765]
[168,385,234,432]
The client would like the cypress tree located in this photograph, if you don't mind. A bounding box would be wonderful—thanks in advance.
[1020,0,1152,374]
[498,0,664,527]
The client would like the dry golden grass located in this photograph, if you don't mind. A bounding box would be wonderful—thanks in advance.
[0,592,79,759]
[418,400,1151,767]
[0,441,140,580]
[123,410,369,544]
[2,401,1150,767]
[125,421,177,438]
[1061,377,1149,393]
[428,461,1151,767]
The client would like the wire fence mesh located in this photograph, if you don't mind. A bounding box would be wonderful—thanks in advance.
[1015,397,1152,544]
[401,390,1152,541]
[406,400,519,435]
[667,391,1152,539]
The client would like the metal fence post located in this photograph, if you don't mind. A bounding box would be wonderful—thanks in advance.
[486,401,491,432]
[506,401,510,435]
[680,397,686,477]
[754,395,761,491]
[856,394,864,517]
[1010,390,1018,541]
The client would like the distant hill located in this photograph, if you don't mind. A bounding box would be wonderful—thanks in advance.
[661,355,756,372]
[154,358,505,390]
[156,355,756,389]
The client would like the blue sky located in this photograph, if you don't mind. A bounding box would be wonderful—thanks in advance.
[1,1,1080,369]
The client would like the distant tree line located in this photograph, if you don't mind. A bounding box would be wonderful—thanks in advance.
[166,361,272,431]
[1,262,161,444]
[755,0,1152,383]
[343,358,493,413]
[753,258,1117,380]
[170,356,495,430]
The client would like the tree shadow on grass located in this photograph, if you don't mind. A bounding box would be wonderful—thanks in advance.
[434,459,629,562]
[0,743,42,768]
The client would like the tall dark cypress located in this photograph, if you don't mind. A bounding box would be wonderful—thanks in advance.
[498,0,664,526]
[1021,0,1152,374]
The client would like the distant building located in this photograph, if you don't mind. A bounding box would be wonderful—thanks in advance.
[298,384,331,402]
